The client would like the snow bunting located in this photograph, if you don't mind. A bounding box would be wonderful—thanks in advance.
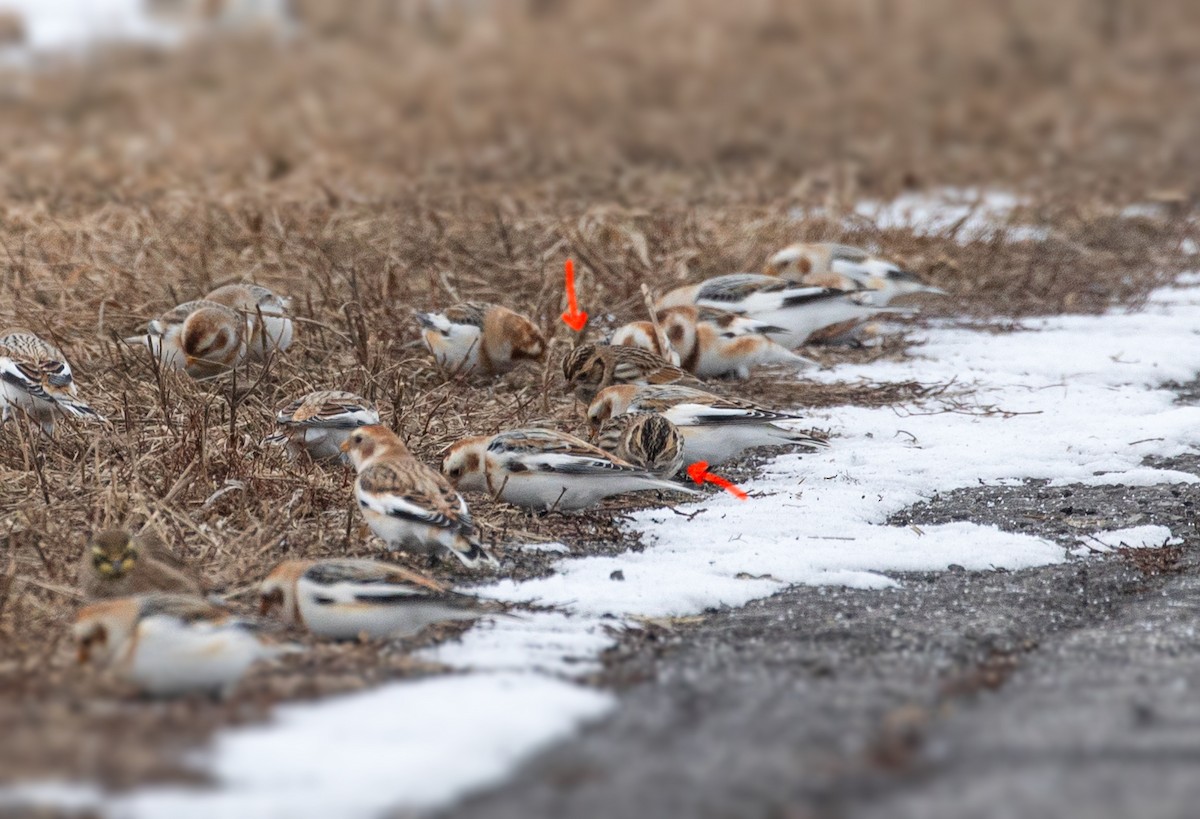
[656,273,907,349]
[587,384,827,465]
[78,528,203,601]
[594,412,685,479]
[607,321,681,365]
[265,389,380,463]
[764,243,947,304]
[127,300,248,378]
[655,306,815,378]
[73,593,291,697]
[0,329,105,433]
[204,283,294,359]
[259,558,495,640]
[416,302,546,376]
[341,425,497,569]
[442,427,696,511]
[561,343,700,403]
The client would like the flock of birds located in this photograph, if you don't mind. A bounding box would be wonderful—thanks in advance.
[0,242,946,697]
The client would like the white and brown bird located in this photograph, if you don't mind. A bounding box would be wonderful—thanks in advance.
[763,242,947,304]
[561,343,700,403]
[607,320,681,365]
[441,427,696,509]
[77,528,203,601]
[655,273,906,349]
[655,306,815,379]
[204,282,294,359]
[587,384,827,465]
[73,593,292,697]
[127,299,248,378]
[442,427,695,512]
[0,329,104,434]
[259,558,496,640]
[265,389,380,463]
[341,425,498,569]
[594,412,686,479]
[416,302,546,376]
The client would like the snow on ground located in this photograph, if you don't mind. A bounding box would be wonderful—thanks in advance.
[791,187,1050,244]
[0,0,180,53]
[18,271,1197,819]
[1071,525,1182,556]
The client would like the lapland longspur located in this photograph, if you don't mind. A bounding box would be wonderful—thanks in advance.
[561,343,700,403]
[78,528,203,601]
[594,412,686,479]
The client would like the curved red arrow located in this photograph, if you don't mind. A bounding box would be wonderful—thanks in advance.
[687,461,748,500]
[561,258,588,332]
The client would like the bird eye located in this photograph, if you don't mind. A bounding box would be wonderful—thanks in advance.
[354,433,363,443]
[449,467,461,479]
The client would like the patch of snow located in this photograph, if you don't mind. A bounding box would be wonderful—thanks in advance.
[1071,525,1181,556]
[0,0,181,54]
[851,187,1050,243]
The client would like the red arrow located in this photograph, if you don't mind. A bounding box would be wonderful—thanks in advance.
[686,461,749,500]
[560,258,588,332]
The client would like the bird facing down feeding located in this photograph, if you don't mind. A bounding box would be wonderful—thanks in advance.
[763,242,947,305]
[127,300,248,379]
[442,427,696,512]
[340,425,498,569]
[265,389,381,463]
[204,282,294,359]
[259,558,497,640]
[416,302,546,376]
[73,593,292,697]
[0,329,105,434]
[561,343,700,403]
[587,384,828,466]
[78,528,203,601]
[594,412,686,479]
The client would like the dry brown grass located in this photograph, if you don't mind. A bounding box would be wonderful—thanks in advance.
[1,0,1199,787]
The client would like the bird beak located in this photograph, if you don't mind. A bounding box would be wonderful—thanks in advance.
[76,643,90,664]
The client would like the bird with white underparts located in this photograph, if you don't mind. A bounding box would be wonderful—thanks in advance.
[126,299,248,379]
[73,593,293,697]
[265,389,380,463]
[416,302,546,376]
[653,305,815,378]
[341,425,498,569]
[587,384,827,466]
[204,282,294,360]
[259,558,498,640]
[442,427,697,512]
[0,329,105,434]
[763,242,947,304]
[655,273,907,349]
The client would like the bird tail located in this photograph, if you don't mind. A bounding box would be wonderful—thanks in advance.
[56,396,106,423]
[771,425,831,449]
[450,535,500,570]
